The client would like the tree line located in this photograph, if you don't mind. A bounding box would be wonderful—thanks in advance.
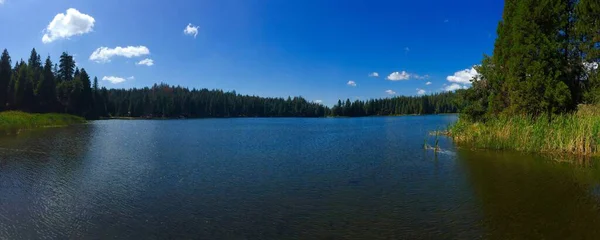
[329,91,461,117]
[461,0,600,121]
[0,48,461,119]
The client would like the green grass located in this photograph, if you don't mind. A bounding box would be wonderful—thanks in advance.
[450,105,600,156]
[0,111,85,132]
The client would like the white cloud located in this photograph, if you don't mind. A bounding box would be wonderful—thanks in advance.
[90,46,150,63]
[184,23,199,38]
[127,76,135,80]
[136,58,154,66]
[444,83,466,92]
[426,81,432,85]
[385,89,396,95]
[42,8,95,44]
[417,88,426,95]
[102,76,127,84]
[347,80,357,87]
[0,0,5,4]
[584,62,599,72]
[369,72,379,77]
[313,100,323,104]
[387,71,410,81]
[414,74,430,80]
[447,67,478,84]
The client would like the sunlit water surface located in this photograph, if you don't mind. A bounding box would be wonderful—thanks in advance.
[2,115,600,239]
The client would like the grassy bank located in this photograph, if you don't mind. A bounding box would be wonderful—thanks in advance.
[0,111,85,132]
[451,105,600,156]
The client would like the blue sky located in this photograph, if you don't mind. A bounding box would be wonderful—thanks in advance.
[0,0,503,106]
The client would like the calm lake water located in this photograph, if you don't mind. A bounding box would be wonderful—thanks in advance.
[2,115,600,239]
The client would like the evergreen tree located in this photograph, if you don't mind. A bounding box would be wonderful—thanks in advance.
[0,49,11,111]
[13,61,35,110]
[577,0,600,103]
[37,56,57,112]
[463,0,588,120]
[79,68,93,117]
[58,52,75,82]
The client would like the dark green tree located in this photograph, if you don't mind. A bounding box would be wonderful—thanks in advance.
[13,61,35,110]
[0,49,11,110]
[58,52,75,82]
[37,56,57,112]
[79,68,93,117]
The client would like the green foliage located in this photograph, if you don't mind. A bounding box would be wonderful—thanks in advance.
[0,49,11,111]
[329,91,461,117]
[12,61,35,111]
[37,56,57,112]
[462,0,600,120]
[58,52,75,82]
[451,106,600,156]
[99,84,328,118]
[0,111,84,132]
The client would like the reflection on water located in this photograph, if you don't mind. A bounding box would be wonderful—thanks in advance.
[1,116,600,239]
[457,150,600,239]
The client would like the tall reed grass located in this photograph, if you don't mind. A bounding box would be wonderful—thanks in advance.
[451,105,600,156]
[0,111,85,132]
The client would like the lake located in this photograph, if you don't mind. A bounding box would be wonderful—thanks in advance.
[1,115,600,239]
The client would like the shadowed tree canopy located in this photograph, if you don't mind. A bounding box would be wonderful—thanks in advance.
[461,0,600,121]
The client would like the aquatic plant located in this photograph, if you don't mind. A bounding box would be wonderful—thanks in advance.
[451,106,600,156]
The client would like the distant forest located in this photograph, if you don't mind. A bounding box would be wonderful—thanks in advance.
[0,49,461,119]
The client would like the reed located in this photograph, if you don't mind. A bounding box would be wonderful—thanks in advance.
[450,106,600,156]
[0,111,85,132]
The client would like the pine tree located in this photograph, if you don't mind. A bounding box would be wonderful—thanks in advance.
[13,61,34,110]
[577,0,600,103]
[466,0,578,118]
[0,49,11,110]
[37,56,57,112]
[79,68,93,117]
[58,52,75,82]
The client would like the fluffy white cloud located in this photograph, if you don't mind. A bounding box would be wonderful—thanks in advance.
[385,89,396,95]
[102,76,127,84]
[426,81,432,85]
[347,80,357,87]
[184,23,199,38]
[42,8,95,44]
[90,46,150,63]
[369,72,379,77]
[136,58,154,66]
[313,100,323,104]
[444,83,466,92]
[447,67,478,84]
[417,88,426,95]
[387,71,410,81]
[0,0,5,4]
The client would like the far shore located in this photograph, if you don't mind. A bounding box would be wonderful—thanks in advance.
[101,113,458,120]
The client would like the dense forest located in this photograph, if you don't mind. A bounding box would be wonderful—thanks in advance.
[0,49,461,119]
[461,0,600,121]
[329,92,460,117]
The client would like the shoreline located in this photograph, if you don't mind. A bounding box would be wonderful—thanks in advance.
[450,108,600,157]
[0,111,86,134]
[102,113,459,120]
